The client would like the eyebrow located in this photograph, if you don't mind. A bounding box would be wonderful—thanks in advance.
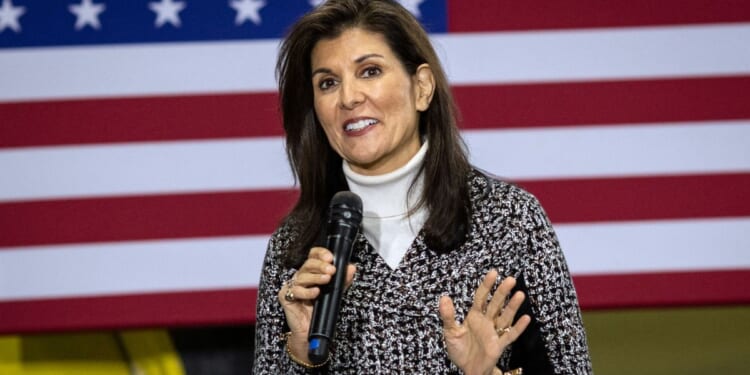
[311,53,385,78]
[355,53,384,63]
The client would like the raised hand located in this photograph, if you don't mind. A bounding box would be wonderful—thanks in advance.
[439,270,531,375]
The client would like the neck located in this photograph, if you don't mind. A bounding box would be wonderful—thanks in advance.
[343,142,428,219]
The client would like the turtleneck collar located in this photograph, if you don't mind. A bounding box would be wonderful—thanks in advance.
[342,142,429,269]
[343,141,428,219]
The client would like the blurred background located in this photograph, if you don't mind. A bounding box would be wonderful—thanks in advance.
[1,0,749,373]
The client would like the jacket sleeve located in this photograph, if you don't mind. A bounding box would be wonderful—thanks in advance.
[509,194,593,374]
[252,231,317,374]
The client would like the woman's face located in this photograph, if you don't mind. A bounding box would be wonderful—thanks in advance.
[310,27,434,176]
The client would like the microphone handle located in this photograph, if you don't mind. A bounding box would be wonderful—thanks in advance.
[307,225,357,364]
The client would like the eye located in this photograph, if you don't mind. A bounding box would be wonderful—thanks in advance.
[318,77,337,91]
[361,66,382,78]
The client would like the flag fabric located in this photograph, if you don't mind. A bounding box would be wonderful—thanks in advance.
[1,0,749,334]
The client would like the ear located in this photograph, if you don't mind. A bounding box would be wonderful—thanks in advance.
[413,63,435,112]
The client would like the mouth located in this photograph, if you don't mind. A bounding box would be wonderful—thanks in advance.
[343,118,379,133]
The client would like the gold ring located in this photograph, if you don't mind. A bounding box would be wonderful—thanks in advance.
[284,278,296,302]
[503,368,523,375]
[285,288,295,301]
[496,326,511,337]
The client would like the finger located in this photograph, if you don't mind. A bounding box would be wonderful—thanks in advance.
[485,276,516,317]
[501,314,531,344]
[297,255,337,283]
[295,262,336,285]
[278,284,321,305]
[504,291,526,317]
[495,290,526,329]
[438,295,459,331]
[308,247,334,263]
[472,269,498,313]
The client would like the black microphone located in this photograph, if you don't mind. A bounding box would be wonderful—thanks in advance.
[307,191,363,365]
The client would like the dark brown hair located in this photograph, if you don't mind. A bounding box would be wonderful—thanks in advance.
[277,0,471,267]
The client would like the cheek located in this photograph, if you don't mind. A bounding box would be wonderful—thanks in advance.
[313,106,340,147]
[391,82,418,112]
[317,119,339,149]
[385,89,418,124]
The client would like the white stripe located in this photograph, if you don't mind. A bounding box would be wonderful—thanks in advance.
[434,23,750,85]
[464,120,750,180]
[557,217,750,275]
[0,137,294,202]
[0,39,280,102]
[0,235,268,302]
[2,23,749,102]
[1,120,748,202]
[1,217,748,301]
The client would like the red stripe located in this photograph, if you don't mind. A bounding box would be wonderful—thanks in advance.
[0,270,747,333]
[448,0,750,32]
[574,269,750,309]
[453,76,750,130]
[3,76,749,148]
[2,173,748,248]
[0,190,298,248]
[520,173,750,224]
[0,92,281,148]
[0,288,257,334]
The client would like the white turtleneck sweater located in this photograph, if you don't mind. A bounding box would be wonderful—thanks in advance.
[343,142,428,269]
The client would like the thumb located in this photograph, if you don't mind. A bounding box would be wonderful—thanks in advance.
[439,295,459,331]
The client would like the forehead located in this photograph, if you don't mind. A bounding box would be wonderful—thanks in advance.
[311,28,394,66]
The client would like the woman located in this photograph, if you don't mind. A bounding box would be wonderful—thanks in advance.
[253,0,592,373]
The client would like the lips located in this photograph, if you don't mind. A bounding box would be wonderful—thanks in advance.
[343,117,379,132]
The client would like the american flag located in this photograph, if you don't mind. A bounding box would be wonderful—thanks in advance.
[1,0,749,334]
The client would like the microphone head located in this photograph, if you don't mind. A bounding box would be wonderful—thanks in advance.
[329,191,363,226]
[330,191,362,211]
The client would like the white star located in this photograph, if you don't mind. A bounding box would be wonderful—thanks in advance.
[0,0,25,33]
[398,0,423,18]
[309,0,325,7]
[230,0,265,26]
[149,0,186,28]
[69,0,106,30]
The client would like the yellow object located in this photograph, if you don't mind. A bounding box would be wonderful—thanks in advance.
[0,330,185,375]
[586,306,750,374]
[120,330,185,375]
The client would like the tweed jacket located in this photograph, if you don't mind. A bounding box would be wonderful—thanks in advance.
[253,171,592,374]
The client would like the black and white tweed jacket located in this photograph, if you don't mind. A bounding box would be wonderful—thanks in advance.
[253,171,592,374]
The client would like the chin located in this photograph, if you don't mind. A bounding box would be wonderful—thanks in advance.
[346,156,380,170]
[344,150,377,163]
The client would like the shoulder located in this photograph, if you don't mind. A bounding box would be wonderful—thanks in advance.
[468,168,546,217]
[268,218,300,250]
[261,218,302,269]
[466,168,557,250]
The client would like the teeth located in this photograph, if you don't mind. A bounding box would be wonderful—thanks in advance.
[345,119,377,131]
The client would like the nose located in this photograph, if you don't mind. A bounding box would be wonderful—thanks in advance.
[338,79,364,110]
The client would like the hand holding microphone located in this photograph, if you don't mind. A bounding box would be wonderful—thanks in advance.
[277,191,362,366]
[308,191,363,364]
